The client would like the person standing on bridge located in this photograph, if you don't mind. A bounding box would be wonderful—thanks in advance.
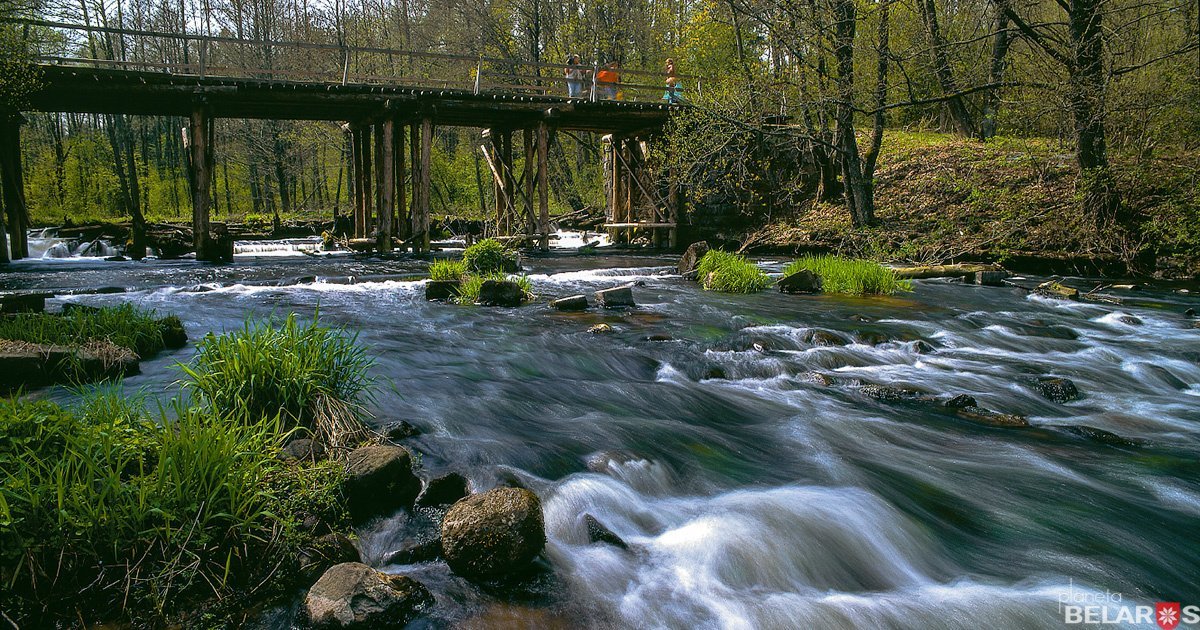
[595,60,620,100]
[663,58,683,104]
[565,55,586,98]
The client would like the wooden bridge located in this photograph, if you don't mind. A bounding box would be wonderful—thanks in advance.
[0,18,692,262]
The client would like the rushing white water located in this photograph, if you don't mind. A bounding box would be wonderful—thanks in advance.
[6,255,1198,628]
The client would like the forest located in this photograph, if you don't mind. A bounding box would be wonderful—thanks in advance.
[2,0,1199,269]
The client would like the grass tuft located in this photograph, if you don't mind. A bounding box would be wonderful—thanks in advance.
[0,304,168,357]
[462,238,518,274]
[455,272,534,305]
[180,314,372,450]
[429,259,468,281]
[696,250,771,293]
[784,255,912,294]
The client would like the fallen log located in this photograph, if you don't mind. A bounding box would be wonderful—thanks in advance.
[890,263,1006,280]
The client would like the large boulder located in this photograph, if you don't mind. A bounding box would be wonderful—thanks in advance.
[344,445,421,522]
[777,269,821,294]
[594,286,635,308]
[677,241,709,279]
[478,280,526,307]
[0,292,51,314]
[440,487,546,580]
[158,315,188,348]
[303,562,433,629]
[1033,377,1080,403]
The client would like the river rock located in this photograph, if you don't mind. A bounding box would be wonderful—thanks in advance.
[478,280,526,307]
[1035,280,1079,300]
[1117,314,1143,326]
[584,514,628,550]
[677,241,709,278]
[344,445,421,522]
[799,372,835,386]
[804,329,848,346]
[298,533,361,581]
[955,406,1030,428]
[644,333,673,342]
[416,472,470,507]
[912,340,936,354]
[594,286,635,308]
[1033,377,1080,403]
[383,539,442,565]
[858,384,927,402]
[281,438,326,462]
[426,280,460,302]
[587,323,614,334]
[1062,425,1139,447]
[383,420,421,441]
[441,487,546,580]
[158,315,188,348]
[777,269,821,294]
[550,295,588,311]
[943,394,978,409]
[973,270,1008,286]
[303,562,433,629]
[856,331,890,346]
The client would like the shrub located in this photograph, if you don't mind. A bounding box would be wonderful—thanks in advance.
[429,258,468,281]
[784,255,912,295]
[696,250,771,293]
[462,238,517,274]
[0,304,168,357]
[0,389,348,624]
[180,314,372,448]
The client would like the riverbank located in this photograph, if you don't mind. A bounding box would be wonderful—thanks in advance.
[739,131,1200,279]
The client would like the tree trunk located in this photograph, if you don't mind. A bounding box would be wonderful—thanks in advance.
[1068,0,1116,222]
[982,7,1011,140]
[916,0,976,137]
[832,0,874,226]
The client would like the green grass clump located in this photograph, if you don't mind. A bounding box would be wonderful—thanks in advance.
[0,387,348,624]
[455,273,534,305]
[784,255,912,294]
[180,314,372,447]
[429,258,468,281]
[0,304,168,357]
[462,238,518,274]
[696,250,771,293]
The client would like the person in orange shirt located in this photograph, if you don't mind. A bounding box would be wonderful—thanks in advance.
[595,60,620,100]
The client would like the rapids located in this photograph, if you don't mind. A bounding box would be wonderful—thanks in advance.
[2,249,1197,628]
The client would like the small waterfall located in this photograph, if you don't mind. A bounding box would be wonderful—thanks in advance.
[233,237,324,256]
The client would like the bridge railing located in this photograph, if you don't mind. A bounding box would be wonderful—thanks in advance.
[5,18,701,104]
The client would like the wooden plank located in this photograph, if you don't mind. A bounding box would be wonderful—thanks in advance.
[189,107,212,259]
[602,222,677,228]
[377,119,394,252]
[536,122,550,251]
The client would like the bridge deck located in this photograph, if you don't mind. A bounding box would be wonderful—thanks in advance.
[27,65,677,134]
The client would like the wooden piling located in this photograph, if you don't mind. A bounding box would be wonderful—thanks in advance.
[350,127,364,239]
[358,127,373,242]
[377,120,394,252]
[0,114,29,261]
[536,122,550,251]
[188,107,213,260]
[415,117,432,253]
[523,127,535,237]
[395,120,408,244]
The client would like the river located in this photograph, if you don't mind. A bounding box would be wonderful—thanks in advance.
[3,244,1199,628]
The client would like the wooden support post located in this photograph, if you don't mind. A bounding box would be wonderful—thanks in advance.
[377,120,394,252]
[490,130,505,234]
[0,113,29,261]
[604,135,620,244]
[502,130,514,236]
[415,117,432,253]
[395,120,408,243]
[523,127,535,238]
[622,139,633,244]
[359,127,373,242]
[668,163,679,249]
[409,122,419,247]
[189,107,213,260]
[350,127,363,239]
[374,123,385,243]
[536,122,550,251]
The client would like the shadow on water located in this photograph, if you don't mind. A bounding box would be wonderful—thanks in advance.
[8,251,1200,628]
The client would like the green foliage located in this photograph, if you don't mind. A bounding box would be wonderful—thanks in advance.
[785,255,912,295]
[454,272,534,305]
[0,387,348,623]
[0,24,43,110]
[697,250,771,293]
[0,304,168,357]
[462,238,518,274]
[180,314,372,446]
[429,258,468,281]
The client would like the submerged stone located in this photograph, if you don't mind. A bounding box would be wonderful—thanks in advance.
[416,472,470,507]
[955,406,1030,428]
[550,295,589,311]
[478,280,526,307]
[587,323,614,334]
[1033,376,1080,403]
[426,280,461,302]
[1062,425,1139,447]
[584,514,628,550]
